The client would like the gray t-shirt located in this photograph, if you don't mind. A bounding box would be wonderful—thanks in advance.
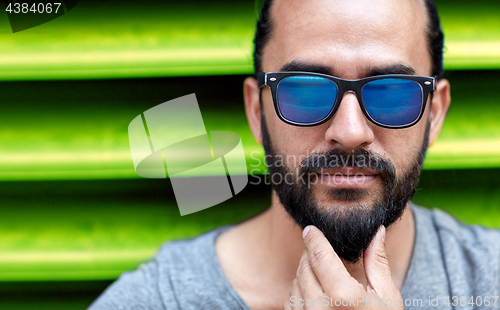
[89,205,500,309]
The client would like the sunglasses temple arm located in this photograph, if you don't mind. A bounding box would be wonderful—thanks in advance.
[257,72,267,88]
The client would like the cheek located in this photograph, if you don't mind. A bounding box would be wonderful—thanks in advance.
[276,127,318,163]
[375,125,427,176]
[267,122,322,170]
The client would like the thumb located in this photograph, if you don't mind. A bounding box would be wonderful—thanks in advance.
[363,226,395,295]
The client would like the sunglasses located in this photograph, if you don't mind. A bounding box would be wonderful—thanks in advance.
[258,71,436,129]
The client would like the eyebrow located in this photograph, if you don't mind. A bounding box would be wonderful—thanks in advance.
[280,61,334,75]
[279,61,416,77]
[367,64,416,76]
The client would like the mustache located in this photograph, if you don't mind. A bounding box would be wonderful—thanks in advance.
[298,148,396,180]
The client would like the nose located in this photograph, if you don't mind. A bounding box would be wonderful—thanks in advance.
[324,92,375,150]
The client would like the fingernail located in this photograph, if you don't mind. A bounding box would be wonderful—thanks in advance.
[366,282,374,293]
[380,226,386,243]
[302,226,311,239]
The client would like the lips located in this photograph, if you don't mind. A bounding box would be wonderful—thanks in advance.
[316,167,378,188]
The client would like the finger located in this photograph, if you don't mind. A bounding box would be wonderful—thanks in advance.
[363,226,398,296]
[302,225,356,291]
[287,278,303,310]
[296,249,323,299]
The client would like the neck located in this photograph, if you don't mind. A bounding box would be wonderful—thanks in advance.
[215,190,416,309]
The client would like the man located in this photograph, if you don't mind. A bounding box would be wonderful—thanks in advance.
[90,0,500,309]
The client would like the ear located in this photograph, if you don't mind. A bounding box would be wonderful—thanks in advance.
[428,79,451,147]
[244,77,263,145]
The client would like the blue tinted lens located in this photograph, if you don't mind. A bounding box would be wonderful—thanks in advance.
[362,79,423,126]
[277,76,337,124]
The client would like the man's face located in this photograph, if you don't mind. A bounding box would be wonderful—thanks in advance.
[258,0,434,262]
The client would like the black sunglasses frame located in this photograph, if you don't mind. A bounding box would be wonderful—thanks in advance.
[258,71,436,129]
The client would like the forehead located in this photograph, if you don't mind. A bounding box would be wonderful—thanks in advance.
[263,0,431,78]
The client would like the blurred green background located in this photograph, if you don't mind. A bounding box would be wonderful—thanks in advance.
[0,0,499,308]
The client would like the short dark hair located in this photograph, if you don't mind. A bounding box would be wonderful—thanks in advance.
[253,0,444,79]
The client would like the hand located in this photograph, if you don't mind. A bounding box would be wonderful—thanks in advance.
[284,225,404,309]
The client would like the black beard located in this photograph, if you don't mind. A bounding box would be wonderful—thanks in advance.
[261,111,428,263]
